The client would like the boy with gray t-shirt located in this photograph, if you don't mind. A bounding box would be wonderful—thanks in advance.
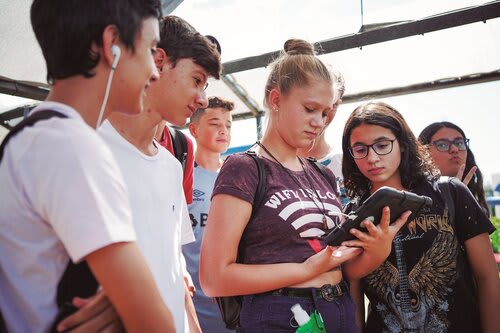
[183,96,234,332]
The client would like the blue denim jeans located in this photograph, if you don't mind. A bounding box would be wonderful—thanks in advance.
[237,283,359,333]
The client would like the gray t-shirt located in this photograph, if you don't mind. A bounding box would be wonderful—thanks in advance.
[213,153,342,265]
[183,165,233,332]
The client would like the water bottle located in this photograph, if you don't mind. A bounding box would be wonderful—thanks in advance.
[290,304,326,333]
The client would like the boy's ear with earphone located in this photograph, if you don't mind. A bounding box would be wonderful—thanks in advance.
[96,44,121,128]
[111,44,121,70]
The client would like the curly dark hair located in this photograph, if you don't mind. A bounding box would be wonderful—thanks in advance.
[342,101,439,199]
[418,121,488,213]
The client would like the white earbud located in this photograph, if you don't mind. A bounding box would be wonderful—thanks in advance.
[111,44,121,70]
[96,44,121,128]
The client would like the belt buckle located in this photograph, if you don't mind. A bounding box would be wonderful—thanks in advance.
[320,284,335,302]
[273,288,284,296]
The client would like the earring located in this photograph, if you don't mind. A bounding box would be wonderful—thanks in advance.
[273,106,279,112]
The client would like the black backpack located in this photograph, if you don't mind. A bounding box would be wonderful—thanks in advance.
[215,148,335,329]
[168,126,188,171]
[0,110,99,332]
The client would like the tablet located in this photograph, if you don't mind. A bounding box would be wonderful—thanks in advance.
[324,186,432,246]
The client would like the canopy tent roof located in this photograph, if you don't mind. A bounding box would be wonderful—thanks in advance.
[0,0,183,104]
[1,0,499,181]
[1,1,499,120]
[170,0,500,184]
[188,0,500,125]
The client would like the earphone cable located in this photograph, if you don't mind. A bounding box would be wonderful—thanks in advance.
[96,67,116,128]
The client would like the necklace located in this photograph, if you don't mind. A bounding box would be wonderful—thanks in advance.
[257,141,329,231]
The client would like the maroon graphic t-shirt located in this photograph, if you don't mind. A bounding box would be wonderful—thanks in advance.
[212,153,342,265]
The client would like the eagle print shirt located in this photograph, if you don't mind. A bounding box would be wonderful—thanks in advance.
[360,179,494,333]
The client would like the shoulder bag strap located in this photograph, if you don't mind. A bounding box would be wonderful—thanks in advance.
[168,126,188,171]
[437,176,456,231]
[244,150,266,220]
[0,110,67,162]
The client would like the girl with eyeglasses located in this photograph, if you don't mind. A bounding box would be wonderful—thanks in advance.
[342,101,499,333]
[418,121,489,214]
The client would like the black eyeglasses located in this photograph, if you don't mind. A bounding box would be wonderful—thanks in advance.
[430,138,469,152]
[349,139,397,159]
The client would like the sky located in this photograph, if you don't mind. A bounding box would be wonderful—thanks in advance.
[1,0,499,187]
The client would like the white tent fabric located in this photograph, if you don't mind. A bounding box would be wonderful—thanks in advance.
[1,0,499,182]
[0,0,45,84]
[2,0,499,102]
[0,0,182,85]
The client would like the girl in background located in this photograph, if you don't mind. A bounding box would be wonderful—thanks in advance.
[419,121,489,214]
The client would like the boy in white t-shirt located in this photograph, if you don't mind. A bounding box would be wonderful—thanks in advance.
[58,15,222,333]
[0,1,175,332]
[101,16,221,333]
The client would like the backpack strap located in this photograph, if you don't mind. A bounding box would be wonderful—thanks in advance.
[0,315,5,333]
[306,157,337,191]
[168,126,188,171]
[437,176,456,232]
[244,150,266,220]
[437,177,468,255]
[0,110,67,163]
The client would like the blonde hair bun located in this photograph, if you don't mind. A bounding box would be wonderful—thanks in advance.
[283,38,315,56]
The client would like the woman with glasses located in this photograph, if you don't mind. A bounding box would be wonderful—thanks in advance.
[418,121,489,214]
[342,101,498,333]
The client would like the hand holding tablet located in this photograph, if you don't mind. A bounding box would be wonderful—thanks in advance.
[324,187,432,246]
